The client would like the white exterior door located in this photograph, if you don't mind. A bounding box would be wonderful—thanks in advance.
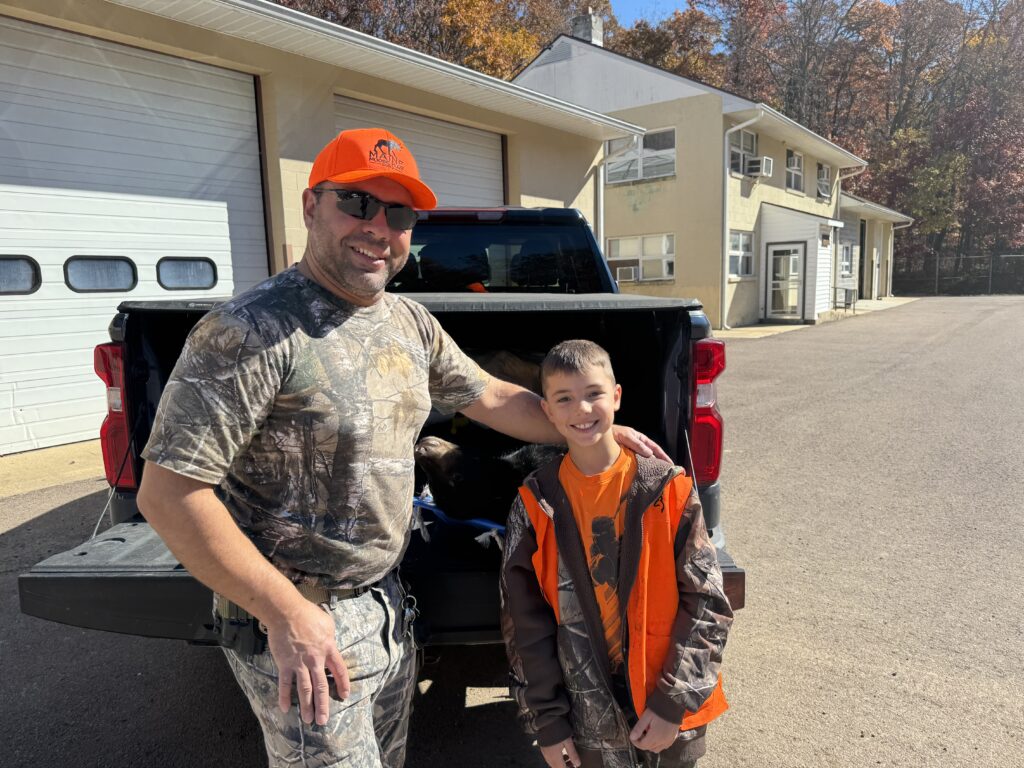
[767,244,804,319]
[335,96,504,207]
[0,17,268,454]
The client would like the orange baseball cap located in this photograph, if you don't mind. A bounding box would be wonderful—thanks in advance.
[308,128,438,209]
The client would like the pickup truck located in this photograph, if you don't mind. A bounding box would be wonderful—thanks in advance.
[19,207,744,648]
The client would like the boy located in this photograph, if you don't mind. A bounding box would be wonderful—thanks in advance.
[500,340,733,768]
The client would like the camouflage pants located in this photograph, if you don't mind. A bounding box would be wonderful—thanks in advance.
[575,747,698,768]
[575,724,706,768]
[224,573,418,768]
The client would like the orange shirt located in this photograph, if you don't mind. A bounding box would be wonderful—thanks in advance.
[558,448,637,671]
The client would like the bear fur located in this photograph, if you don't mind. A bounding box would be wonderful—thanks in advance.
[414,436,564,523]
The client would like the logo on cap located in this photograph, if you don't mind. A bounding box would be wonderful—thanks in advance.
[369,139,405,171]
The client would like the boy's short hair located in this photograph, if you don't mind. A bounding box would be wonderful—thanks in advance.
[540,339,616,395]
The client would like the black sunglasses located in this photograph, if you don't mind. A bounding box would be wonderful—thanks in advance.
[313,187,419,230]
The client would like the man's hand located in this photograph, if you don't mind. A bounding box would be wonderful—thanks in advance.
[612,425,671,462]
[265,599,350,727]
[629,709,679,753]
[539,737,581,767]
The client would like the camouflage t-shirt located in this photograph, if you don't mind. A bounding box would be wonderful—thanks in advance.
[142,266,490,588]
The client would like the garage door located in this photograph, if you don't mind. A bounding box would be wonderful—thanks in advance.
[335,96,504,207]
[0,16,268,454]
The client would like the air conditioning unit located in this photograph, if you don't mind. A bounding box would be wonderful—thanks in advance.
[616,266,638,282]
[745,156,774,178]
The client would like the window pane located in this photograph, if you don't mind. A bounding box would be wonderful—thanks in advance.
[611,238,639,258]
[158,258,217,289]
[0,257,40,294]
[65,257,136,291]
[665,234,675,254]
[741,131,756,154]
[643,129,674,151]
[607,158,639,183]
[729,149,743,173]
[642,260,667,279]
[642,153,674,178]
[607,137,633,155]
[729,253,740,275]
[729,232,741,251]
[642,235,665,255]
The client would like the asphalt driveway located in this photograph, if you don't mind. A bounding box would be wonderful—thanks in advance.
[3,295,1022,767]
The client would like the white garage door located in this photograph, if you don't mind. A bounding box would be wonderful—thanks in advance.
[0,17,268,454]
[335,96,504,207]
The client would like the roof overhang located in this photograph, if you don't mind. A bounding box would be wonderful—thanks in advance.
[727,104,866,169]
[104,0,643,141]
[840,193,913,224]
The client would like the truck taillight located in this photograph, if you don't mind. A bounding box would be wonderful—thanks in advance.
[94,343,137,490]
[691,338,725,485]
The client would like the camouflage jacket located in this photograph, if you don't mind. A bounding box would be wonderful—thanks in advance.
[500,454,733,755]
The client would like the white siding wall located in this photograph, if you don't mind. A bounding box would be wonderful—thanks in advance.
[0,17,267,453]
[815,234,833,317]
[759,205,819,320]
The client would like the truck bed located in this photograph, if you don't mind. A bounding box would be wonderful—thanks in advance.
[20,290,744,646]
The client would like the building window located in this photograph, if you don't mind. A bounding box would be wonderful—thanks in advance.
[606,129,675,183]
[729,231,754,276]
[817,163,832,201]
[786,149,804,191]
[607,234,675,282]
[0,256,41,294]
[64,256,137,293]
[157,257,218,290]
[840,243,853,277]
[729,130,758,173]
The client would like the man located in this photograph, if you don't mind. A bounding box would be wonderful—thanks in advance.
[138,128,665,768]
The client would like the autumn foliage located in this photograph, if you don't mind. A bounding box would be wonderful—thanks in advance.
[275,0,1024,265]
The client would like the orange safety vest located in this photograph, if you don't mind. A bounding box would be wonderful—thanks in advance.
[520,472,728,731]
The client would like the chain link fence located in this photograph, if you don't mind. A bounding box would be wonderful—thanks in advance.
[894,253,1024,295]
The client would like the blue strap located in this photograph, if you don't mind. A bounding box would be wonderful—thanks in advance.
[413,496,506,536]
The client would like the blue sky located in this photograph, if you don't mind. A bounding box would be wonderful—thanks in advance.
[613,0,678,26]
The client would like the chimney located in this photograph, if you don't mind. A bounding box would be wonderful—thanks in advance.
[571,7,604,47]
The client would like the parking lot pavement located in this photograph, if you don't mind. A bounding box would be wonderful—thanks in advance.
[715,296,918,340]
[5,295,1023,768]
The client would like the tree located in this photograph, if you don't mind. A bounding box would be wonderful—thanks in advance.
[610,7,725,85]
[701,0,784,102]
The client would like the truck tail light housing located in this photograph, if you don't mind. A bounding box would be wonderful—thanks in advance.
[94,342,137,490]
[691,338,725,485]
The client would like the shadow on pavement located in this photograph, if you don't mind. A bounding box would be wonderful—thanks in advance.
[4,482,539,767]
[408,644,541,767]
[3,484,263,768]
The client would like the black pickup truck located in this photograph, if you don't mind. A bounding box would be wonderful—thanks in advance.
[19,207,744,647]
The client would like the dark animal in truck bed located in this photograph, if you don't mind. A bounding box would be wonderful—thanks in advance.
[413,436,564,522]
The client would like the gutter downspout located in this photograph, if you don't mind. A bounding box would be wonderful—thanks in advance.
[722,111,763,330]
[596,133,642,262]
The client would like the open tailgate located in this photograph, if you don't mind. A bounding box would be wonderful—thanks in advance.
[18,520,218,643]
